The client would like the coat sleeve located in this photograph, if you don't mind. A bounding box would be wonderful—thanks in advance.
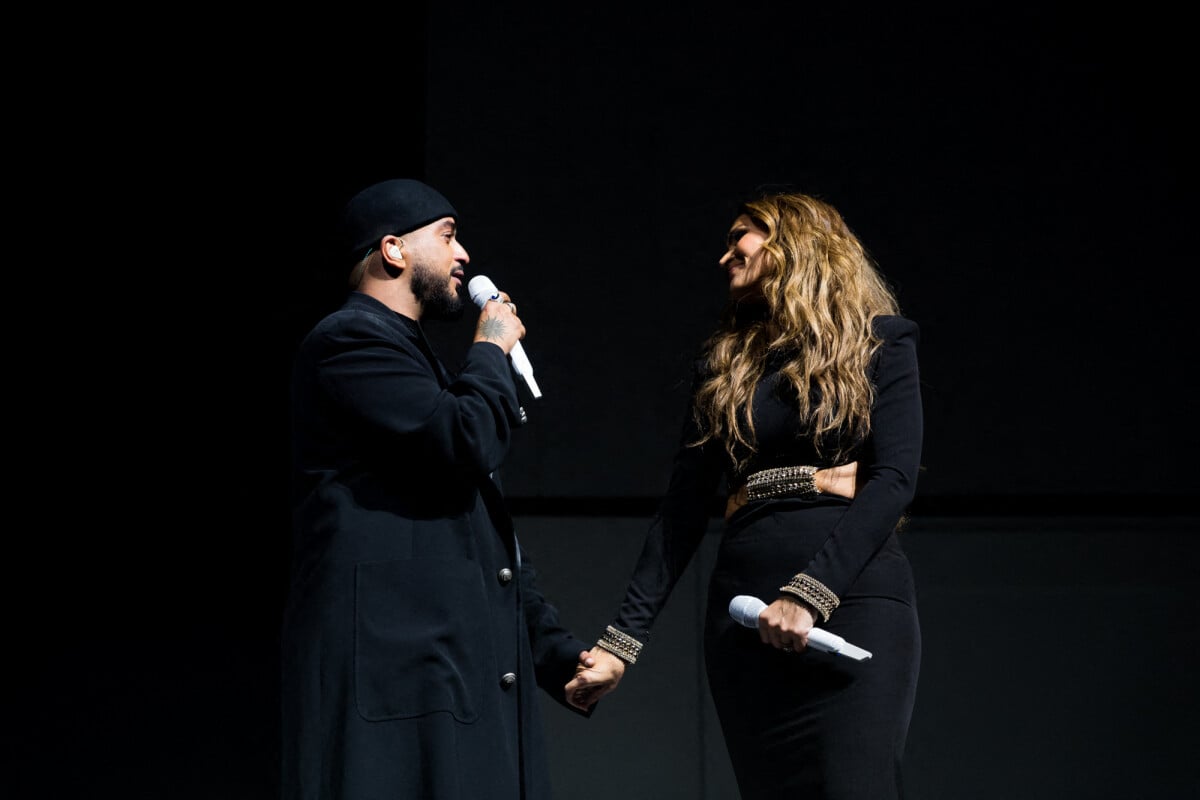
[799,315,923,607]
[519,542,597,717]
[313,309,524,478]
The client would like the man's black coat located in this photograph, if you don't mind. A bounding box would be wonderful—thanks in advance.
[282,292,590,799]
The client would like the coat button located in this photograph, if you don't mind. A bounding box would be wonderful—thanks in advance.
[498,568,513,585]
[500,672,517,688]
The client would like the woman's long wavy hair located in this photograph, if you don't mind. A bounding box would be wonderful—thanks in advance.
[692,192,900,472]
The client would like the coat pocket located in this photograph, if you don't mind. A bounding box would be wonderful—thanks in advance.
[355,557,488,722]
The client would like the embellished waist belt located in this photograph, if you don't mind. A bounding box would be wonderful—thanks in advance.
[725,464,822,520]
[743,465,821,501]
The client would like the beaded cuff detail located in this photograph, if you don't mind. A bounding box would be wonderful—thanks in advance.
[779,574,840,623]
[745,465,820,501]
[596,625,643,665]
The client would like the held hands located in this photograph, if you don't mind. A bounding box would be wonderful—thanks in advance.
[564,647,626,711]
[474,292,525,355]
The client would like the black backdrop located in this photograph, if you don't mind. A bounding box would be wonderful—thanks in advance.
[415,3,1193,505]
[15,2,1197,797]
[242,2,1196,511]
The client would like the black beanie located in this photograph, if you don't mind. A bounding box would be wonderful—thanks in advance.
[340,179,458,258]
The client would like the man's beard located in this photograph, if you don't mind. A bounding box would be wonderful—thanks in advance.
[412,262,465,320]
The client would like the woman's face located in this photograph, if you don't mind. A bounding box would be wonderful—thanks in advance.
[720,214,769,298]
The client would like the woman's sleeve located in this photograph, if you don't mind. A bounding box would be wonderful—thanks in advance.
[791,315,923,617]
[610,367,725,646]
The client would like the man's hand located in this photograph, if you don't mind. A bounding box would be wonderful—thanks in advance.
[564,648,626,710]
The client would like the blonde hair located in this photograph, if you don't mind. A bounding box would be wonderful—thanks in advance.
[692,192,900,471]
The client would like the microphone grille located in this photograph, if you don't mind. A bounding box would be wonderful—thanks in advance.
[467,275,498,306]
[729,595,766,628]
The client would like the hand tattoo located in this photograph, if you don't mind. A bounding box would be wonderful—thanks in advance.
[477,318,508,342]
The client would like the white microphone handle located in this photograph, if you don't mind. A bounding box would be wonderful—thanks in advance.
[467,275,542,398]
[506,342,541,398]
[805,628,846,654]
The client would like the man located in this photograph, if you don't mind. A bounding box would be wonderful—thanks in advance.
[281,178,604,798]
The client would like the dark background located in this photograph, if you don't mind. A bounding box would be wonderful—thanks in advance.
[416,2,1193,504]
[15,2,1197,797]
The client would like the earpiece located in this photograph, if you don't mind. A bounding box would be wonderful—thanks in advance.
[388,245,403,258]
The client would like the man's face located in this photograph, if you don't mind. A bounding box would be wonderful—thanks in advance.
[407,217,469,320]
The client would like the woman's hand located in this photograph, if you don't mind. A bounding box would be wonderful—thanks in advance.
[815,461,859,498]
[757,596,818,653]
[564,647,626,710]
[725,461,860,520]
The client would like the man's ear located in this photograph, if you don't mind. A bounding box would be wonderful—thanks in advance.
[384,237,406,264]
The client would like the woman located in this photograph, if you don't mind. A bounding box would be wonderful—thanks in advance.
[566,190,923,798]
